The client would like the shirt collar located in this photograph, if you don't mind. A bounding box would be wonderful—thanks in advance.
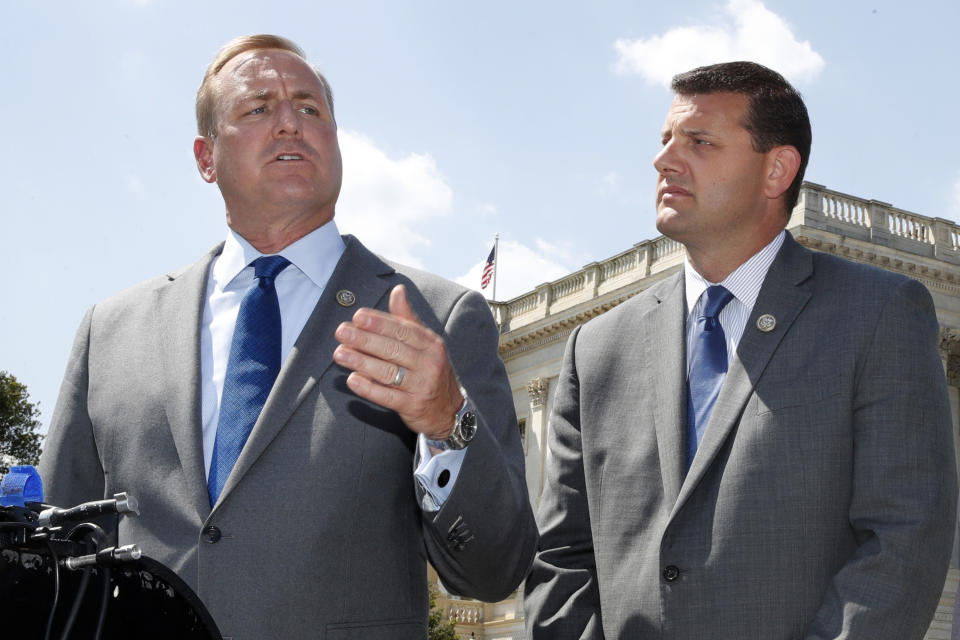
[212,220,347,292]
[684,230,786,314]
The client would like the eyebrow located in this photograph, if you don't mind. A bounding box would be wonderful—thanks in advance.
[663,126,716,140]
[240,89,320,102]
[680,127,715,138]
[291,90,320,101]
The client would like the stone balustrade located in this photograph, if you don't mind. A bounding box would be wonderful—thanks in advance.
[797,183,960,259]
[820,190,869,227]
[492,182,960,332]
[442,598,484,624]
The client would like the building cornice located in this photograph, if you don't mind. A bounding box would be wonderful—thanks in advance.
[494,183,960,357]
[498,292,639,358]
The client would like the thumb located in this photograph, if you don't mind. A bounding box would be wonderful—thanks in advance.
[388,285,421,323]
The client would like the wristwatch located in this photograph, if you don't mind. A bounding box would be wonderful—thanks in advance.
[428,390,477,451]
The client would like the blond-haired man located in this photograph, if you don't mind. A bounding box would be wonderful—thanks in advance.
[41,35,536,639]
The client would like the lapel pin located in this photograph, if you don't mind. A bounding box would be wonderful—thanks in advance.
[756,314,776,332]
[336,290,356,307]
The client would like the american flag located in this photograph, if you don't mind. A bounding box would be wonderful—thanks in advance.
[481,244,496,290]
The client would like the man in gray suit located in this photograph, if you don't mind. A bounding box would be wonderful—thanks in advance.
[39,34,536,639]
[525,61,957,638]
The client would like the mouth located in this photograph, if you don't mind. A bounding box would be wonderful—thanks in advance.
[659,184,691,200]
[276,154,304,161]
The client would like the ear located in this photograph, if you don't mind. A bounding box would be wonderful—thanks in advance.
[763,145,801,200]
[194,136,217,184]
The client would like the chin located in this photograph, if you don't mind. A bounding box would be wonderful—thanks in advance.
[655,209,693,243]
[655,207,678,234]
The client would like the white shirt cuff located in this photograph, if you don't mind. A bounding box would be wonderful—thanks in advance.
[414,434,467,512]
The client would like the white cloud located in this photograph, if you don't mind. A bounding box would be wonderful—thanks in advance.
[336,130,453,268]
[456,238,577,302]
[534,238,570,259]
[476,203,499,217]
[614,0,824,88]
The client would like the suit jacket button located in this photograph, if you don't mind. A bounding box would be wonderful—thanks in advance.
[662,565,680,581]
[202,525,222,543]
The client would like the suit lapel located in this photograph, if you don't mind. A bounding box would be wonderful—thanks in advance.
[647,274,688,507]
[216,236,395,505]
[674,234,813,513]
[155,245,221,519]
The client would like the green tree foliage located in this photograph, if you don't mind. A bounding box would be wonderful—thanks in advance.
[428,585,459,640]
[0,371,43,474]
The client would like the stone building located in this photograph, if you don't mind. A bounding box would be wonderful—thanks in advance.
[435,182,960,639]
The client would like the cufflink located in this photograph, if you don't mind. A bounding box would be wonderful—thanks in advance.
[446,515,474,551]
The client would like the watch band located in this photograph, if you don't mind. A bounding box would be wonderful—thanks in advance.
[427,389,477,451]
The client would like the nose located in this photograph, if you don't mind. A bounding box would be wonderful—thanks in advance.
[653,139,681,176]
[273,100,301,138]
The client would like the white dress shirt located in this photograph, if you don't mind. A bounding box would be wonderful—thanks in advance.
[200,222,346,475]
[684,230,785,374]
[199,220,463,509]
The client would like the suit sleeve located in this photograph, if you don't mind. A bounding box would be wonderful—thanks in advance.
[804,278,958,639]
[420,289,538,602]
[524,327,604,638]
[38,307,108,509]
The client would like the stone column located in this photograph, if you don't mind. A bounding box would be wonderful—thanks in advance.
[933,218,957,252]
[533,284,552,321]
[867,199,893,246]
[636,241,652,277]
[526,377,551,506]
[932,218,960,268]
[585,263,600,298]
[791,181,824,228]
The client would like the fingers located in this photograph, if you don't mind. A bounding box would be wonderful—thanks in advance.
[342,288,431,353]
[332,284,433,387]
[389,284,419,323]
[343,370,407,408]
[332,284,464,436]
[333,340,410,389]
[334,321,416,368]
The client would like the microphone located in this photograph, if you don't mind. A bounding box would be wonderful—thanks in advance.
[38,493,140,528]
[0,465,44,507]
[63,544,142,571]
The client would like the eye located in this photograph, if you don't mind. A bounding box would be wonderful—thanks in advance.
[695,139,712,146]
[248,105,266,115]
[298,105,320,116]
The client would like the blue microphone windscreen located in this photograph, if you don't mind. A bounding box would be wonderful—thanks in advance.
[0,465,44,507]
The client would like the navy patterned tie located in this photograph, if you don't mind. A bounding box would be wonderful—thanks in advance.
[685,285,734,469]
[207,255,290,505]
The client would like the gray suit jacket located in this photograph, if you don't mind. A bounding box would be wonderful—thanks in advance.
[40,235,537,639]
[525,233,957,639]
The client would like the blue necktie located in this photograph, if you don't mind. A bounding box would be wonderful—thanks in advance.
[207,255,290,505]
[685,285,734,469]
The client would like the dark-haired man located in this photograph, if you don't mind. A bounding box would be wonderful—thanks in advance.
[40,35,536,639]
[525,61,956,638]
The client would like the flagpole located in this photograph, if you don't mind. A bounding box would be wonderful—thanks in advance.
[491,234,499,302]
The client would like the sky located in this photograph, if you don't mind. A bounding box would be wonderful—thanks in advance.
[3,0,959,431]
